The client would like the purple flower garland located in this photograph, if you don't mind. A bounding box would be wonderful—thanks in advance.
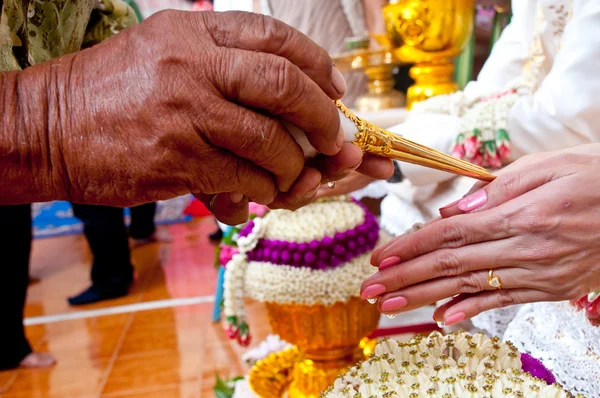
[520,352,556,385]
[239,200,379,270]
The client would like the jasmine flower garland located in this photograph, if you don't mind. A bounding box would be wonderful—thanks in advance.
[322,331,582,398]
[222,197,385,347]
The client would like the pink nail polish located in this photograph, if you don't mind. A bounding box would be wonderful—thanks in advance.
[444,312,466,326]
[361,284,386,299]
[381,296,408,312]
[379,256,401,270]
[458,190,487,212]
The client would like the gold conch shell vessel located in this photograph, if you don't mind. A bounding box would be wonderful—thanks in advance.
[336,100,496,182]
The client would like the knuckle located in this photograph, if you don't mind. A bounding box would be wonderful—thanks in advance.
[456,272,484,294]
[254,14,287,44]
[496,173,521,198]
[434,250,463,277]
[393,271,411,289]
[496,289,518,308]
[269,59,305,114]
[439,223,469,248]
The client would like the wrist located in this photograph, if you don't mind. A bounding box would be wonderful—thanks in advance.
[3,61,72,203]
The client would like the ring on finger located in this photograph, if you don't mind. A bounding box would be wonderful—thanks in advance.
[488,269,502,289]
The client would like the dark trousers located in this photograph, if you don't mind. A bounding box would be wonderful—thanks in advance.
[71,205,134,289]
[70,203,156,288]
[0,204,32,369]
[129,203,156,239]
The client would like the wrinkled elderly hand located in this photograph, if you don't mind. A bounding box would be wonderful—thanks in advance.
[4,11,389,224]
[362,144,600,324]
[315,169,378,199]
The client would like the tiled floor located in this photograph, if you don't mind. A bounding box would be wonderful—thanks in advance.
[0,217,428,398]
[0,217,271,398]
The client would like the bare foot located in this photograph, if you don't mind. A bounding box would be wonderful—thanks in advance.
[19,352,56,369]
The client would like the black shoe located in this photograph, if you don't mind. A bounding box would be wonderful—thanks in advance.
[68,284,130,306]
[208,228,223,243]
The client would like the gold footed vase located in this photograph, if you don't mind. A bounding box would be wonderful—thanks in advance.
[383,0,474,108]
[406,62,458,105]
[334,0,474,110]
[248,297,380,398]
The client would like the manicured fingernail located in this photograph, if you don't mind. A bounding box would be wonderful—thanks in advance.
[332,66,347,96]
[458,190,487,212]
[381,296,408,312]
[229,193,244,204]
[444,312,466,326]
[439,198,461,211]
[378,256,401,270]
[361,283,386,299]
[303,183,321,200]
[337,124,345,149]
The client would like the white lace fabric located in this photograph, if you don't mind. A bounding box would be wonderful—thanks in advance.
[471,305,523,339]
[474,302,600,397]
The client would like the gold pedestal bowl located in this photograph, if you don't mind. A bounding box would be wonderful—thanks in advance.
[248,297,380,398]
[334,0,474,110]
[384,0,474,108]
[332,47,406,113]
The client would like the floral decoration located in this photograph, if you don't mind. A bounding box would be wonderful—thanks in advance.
[222,197,385,346]
[322,331,581,398]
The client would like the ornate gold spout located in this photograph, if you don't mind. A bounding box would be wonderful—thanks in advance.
[336,101,495,182]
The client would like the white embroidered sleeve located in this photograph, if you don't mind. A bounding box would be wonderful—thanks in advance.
[507,1,600,160]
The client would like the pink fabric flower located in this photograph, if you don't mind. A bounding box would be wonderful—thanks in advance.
[469,151,484,167]
[248,202,269,218]
[464,136,480,159]
[486,152,503,169]
[451,143,465,159]
[497,142,511,159]
[219,245,239,267]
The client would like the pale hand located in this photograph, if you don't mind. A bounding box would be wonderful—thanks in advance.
[362,144,600,324]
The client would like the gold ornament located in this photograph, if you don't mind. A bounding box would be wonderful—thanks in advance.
[336,101,496,182]
[248,297,380,398]
[333,0,474,110]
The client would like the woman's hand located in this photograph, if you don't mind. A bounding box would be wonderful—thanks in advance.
[4,11,390,224]
[362,144,600,324]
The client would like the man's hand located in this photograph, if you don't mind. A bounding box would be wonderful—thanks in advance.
[5,11,377,224]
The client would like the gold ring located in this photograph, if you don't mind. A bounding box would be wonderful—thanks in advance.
[488,269,502,289]
[209,194,218,214]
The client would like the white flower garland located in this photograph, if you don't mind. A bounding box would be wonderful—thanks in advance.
[237,217,265,253]
[409,91,470,118]
[223,253,249,319]
[458,92,519,143]
[241,335,292,366]
[260,200,365,243]
[243,237,389,307]
[323,331,581,398]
